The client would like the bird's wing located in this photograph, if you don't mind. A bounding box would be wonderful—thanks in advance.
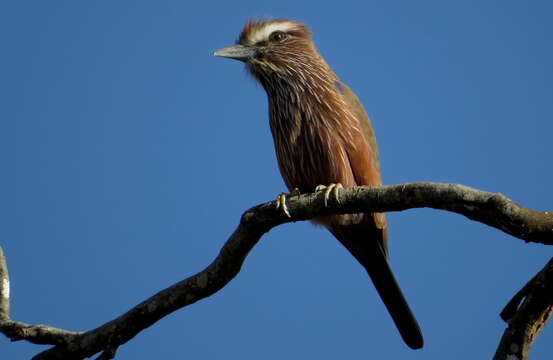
[335,80,382,176]
[334,80,386,230]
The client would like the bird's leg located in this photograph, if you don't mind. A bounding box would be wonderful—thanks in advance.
[315,183,344,207]
[275,188,300,218]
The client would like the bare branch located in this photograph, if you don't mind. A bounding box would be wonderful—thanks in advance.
[1,321,82,345]
[0,247,9,322]
[1,182,551,359]
[493,258,553,360]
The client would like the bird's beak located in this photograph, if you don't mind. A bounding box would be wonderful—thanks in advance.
[214,44,257,61]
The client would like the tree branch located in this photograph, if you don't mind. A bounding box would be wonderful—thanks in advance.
[1,182,551,359]
[0,247,9,323]
[494,257,553,360]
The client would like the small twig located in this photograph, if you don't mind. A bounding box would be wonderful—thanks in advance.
[95,346,118,360]
[500,271,542,322]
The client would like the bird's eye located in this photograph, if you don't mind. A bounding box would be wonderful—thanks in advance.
[269,31,287,42]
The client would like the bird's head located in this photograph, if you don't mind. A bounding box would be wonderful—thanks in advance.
[214,19,330,85]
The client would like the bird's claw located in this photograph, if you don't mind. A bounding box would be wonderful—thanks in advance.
[315,183,344,207]
[276,193,291,218]
[275,188,300,218]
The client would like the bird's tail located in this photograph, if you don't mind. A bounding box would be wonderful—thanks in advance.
[330,223,424,350]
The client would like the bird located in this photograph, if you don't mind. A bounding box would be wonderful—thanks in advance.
[214,19,423,349]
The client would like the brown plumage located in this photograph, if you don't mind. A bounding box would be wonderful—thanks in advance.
[215,19,423,349]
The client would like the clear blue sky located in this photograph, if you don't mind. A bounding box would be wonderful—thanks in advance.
[3,1,552,359]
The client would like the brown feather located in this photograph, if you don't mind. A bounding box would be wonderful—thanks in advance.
[221,19,423,349]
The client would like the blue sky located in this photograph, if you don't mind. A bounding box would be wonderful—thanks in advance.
[3,1,552,359]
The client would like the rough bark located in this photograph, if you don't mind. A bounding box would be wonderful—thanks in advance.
[493,258,553,360]
[1,182,551,359]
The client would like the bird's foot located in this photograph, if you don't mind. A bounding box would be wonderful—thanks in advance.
[275,188,300,218]
[315,183,344,207]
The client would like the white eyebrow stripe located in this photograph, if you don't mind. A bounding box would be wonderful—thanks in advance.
[249,22,297,43]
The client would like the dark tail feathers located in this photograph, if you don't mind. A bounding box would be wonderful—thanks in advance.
[330,224,423,349]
